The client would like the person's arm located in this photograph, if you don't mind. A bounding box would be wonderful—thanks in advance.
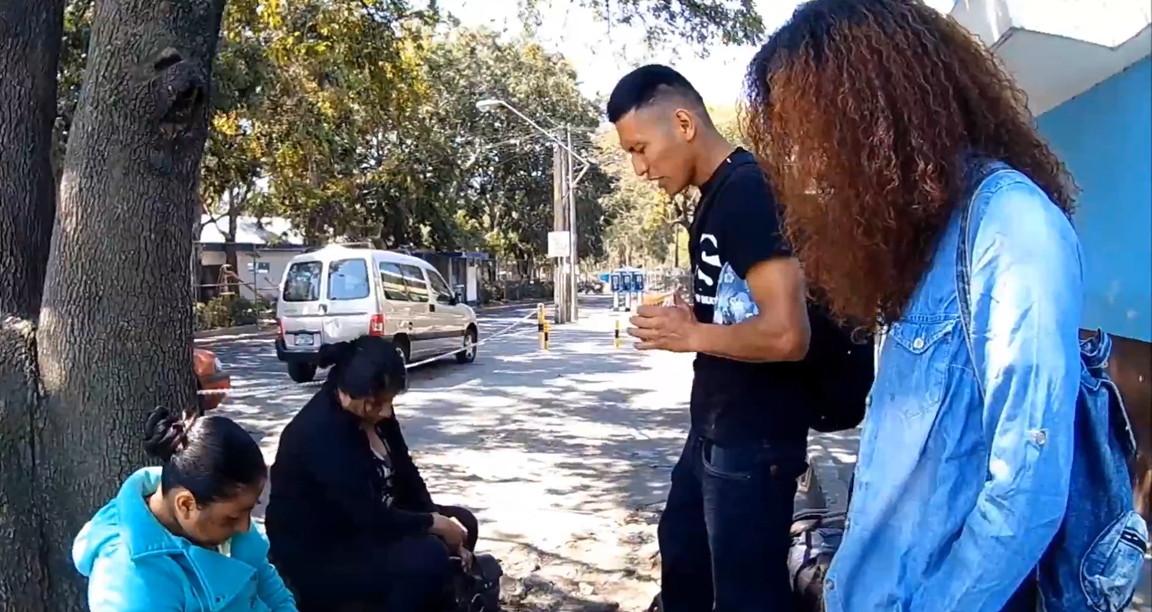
[910,182,1082,612]
[304,421,434,540]
[87,557,184,612]
[689,257,808,362]
[255,556,299,612]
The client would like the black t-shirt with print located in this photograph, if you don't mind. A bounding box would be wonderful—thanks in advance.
[688,148,809,444]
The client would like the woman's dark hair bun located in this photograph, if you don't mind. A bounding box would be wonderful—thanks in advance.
[143,407,189,462]
[318,340,354,369]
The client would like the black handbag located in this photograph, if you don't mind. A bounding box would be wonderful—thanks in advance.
[450,553,503,612]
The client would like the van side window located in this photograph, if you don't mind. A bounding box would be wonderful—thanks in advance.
[283,261,322,302]
[327,258,371,301]
[428,270,453,305]
[379,262,410,301]
[398,264,429,303]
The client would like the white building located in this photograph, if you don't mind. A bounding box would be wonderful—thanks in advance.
[196,215,308,303]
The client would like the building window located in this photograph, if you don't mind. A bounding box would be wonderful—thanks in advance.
[248,261,271,274]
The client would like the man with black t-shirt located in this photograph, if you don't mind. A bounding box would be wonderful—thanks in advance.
[607,65,811,611]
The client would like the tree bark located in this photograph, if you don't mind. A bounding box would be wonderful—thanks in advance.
[0,2,66,610]
[34,0,227,608]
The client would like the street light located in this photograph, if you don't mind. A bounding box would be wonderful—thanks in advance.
[476,97,590,322]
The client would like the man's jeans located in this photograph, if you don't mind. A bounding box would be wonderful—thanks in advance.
[659,431,806,612]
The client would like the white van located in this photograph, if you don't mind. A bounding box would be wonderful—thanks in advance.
[275,244,479,382]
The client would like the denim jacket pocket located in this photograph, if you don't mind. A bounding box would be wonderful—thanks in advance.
[883,318,958,417]
[1080,510,1149,612]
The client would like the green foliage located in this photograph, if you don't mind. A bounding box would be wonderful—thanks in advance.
[521,0,765,48]
[194,296,268,330]
[57,0,764,265]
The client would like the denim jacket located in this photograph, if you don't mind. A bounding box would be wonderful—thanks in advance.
[823,162,1147,612]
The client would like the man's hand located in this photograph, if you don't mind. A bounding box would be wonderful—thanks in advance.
[628,293,699,352]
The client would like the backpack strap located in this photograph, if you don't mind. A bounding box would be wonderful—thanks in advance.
[954,161,1008,398]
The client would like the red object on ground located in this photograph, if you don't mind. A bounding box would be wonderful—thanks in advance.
[194,347,231,413]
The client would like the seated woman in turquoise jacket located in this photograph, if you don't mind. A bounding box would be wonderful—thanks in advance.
[72,407,297,612]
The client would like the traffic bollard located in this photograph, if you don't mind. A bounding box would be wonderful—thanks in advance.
[537,304,545,350]
[614,318,622,349]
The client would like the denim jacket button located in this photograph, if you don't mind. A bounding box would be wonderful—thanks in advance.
[912,337,925,350]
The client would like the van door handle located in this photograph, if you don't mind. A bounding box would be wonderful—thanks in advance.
[429,304,436,313]
[319,303,328,314]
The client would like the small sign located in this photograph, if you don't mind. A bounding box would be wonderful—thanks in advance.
[621,272,634,292]
[610,273,622,293]
[547,231,571,258]
[634,273,645,292]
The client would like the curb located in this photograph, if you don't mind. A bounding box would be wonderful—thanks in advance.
[195,323,277,343]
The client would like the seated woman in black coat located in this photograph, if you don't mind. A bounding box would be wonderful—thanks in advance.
[265,335,477,611]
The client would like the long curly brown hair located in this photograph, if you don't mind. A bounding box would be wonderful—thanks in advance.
[741,0,1076,326]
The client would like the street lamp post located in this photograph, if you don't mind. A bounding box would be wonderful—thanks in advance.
[477,98,589,323]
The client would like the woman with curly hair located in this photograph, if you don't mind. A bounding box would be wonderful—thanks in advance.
[744,1,1146,611]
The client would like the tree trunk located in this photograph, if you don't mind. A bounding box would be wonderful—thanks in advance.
[0,2,66,610]
[34,1,227,609]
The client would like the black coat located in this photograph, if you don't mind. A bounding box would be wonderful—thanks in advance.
[265,385,436,598]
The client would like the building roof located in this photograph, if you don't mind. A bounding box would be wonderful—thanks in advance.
[950,0,1152,114]
[198,215,305,246]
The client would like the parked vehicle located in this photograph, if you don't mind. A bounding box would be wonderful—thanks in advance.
[194,348,230,413]
[275,244,479,383]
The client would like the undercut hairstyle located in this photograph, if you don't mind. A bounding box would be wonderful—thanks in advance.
[742,0,1076,326]
[607,64,711,124]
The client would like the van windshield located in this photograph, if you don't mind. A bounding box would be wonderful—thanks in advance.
[327,258,371,301]
[283,261,322,302]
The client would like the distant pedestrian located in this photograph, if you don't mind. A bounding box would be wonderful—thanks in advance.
[743,1,1147,611]
[608,64,812,612]
[73,408,296,612]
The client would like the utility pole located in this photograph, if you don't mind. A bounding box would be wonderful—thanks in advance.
[552,141,568,324]
[566,126,578,321]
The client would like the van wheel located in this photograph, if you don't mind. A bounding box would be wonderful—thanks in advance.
[287,362,317,383]
[456,327,478,364]
[393,336,411,364]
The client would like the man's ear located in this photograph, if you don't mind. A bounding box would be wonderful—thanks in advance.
[173,489,198,521]
[674,108,697,142]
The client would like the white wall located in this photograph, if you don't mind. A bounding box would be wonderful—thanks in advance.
[236,251,297,303]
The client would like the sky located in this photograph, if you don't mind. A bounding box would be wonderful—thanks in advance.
[439,0,958,109]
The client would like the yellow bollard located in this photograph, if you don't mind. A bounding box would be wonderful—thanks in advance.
[614,318,622,349]
[537,303,545,350]
[543,321,551,351]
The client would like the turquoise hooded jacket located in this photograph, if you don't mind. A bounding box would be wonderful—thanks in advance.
[73,467,297,612]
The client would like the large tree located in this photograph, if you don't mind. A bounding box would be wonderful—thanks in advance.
[0,1,226,610]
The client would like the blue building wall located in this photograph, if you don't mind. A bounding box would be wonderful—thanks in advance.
[1037,57,1152,342]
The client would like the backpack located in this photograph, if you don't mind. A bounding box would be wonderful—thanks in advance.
[787,508,847,612]
[956,163,1148,612]
[801,299,874,433]
[688,153,873,434]
[449,553,503,612]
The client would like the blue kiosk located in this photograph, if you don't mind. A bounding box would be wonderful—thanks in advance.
[609,267,645,312]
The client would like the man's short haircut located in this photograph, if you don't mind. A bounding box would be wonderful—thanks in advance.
[606,64,708,124]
